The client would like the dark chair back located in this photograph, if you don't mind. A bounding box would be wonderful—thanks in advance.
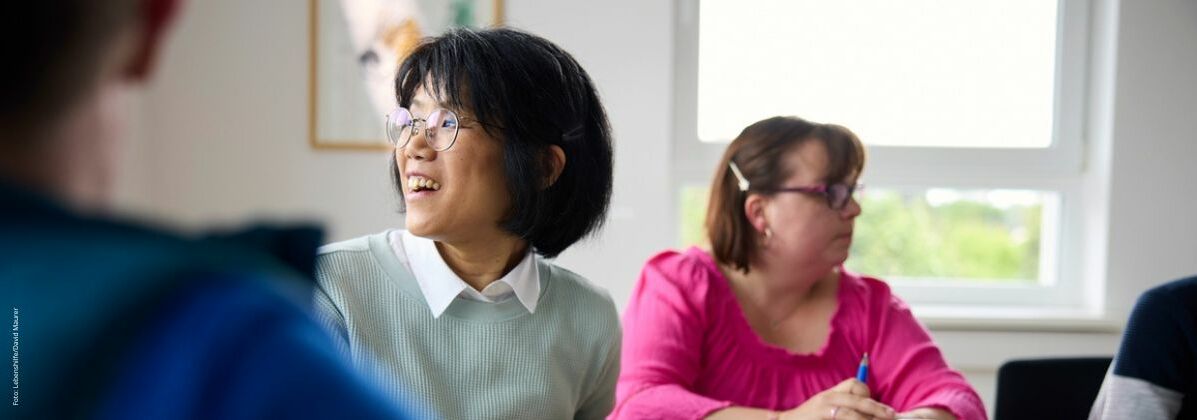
[994,357,1113,420]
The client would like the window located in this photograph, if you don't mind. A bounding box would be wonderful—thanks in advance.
[674,0,1096,312]
[848,188,1053,285]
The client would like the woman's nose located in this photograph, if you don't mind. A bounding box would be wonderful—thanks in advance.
[841,196,862,219]
[404,123,435,161]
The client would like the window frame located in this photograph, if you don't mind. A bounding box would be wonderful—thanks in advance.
[671,0,1097,311]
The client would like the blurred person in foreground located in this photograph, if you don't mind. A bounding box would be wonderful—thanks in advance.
[0,1,419,418]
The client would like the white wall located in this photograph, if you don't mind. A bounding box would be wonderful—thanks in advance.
[139,0,401,236]
[122,0,1197,415]
[1103,0,1197,319]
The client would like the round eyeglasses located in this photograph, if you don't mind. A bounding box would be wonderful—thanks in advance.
[386,107,461,151]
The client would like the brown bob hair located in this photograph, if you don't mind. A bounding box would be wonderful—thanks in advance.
[706,116,866,273]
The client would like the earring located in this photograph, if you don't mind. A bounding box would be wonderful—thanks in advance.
[764,227,773,244]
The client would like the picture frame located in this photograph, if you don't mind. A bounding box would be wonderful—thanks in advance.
[308,0,505,150]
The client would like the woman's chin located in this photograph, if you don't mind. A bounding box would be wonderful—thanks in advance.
[403,215,438,238]
[827,250,851,267]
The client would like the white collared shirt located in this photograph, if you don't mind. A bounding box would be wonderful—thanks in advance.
[388,230,540,318]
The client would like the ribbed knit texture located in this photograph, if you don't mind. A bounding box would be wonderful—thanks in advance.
[312,232,621,420]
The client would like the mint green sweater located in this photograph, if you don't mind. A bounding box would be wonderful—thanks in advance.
[312,232,621,420]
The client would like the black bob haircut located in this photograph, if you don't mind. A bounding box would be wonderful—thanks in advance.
[391,28,614,259]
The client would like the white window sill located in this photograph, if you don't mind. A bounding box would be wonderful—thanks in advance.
[913,305,1122,333]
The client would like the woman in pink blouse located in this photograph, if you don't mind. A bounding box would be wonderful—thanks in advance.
[612,117,986,420]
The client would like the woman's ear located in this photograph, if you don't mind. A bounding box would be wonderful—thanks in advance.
[125,0,183,81]
[743,193,770,235]
[542,145,566,189]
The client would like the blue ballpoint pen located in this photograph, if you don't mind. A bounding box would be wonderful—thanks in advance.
[856,353,869,384]
[857,354,926,419]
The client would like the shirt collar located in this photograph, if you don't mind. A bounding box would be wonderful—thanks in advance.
[395,230,540,318]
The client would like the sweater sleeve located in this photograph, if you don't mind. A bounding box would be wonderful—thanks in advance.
[611,251,733,420]
[868,283,987,420]
[577,329,621,420]
[1090,277,1197,419]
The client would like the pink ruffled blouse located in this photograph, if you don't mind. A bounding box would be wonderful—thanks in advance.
[611,248,986,420]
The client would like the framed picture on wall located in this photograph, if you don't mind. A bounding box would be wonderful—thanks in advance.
[309,0,505,150]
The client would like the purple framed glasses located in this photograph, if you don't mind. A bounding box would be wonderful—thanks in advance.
[728,161,862,211]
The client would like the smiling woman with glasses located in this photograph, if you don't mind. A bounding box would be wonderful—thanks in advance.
[613,116,985,420]
[312,28,619,420]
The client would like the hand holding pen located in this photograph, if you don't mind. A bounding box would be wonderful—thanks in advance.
[766,353,894,420]
[857,353,958,420]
